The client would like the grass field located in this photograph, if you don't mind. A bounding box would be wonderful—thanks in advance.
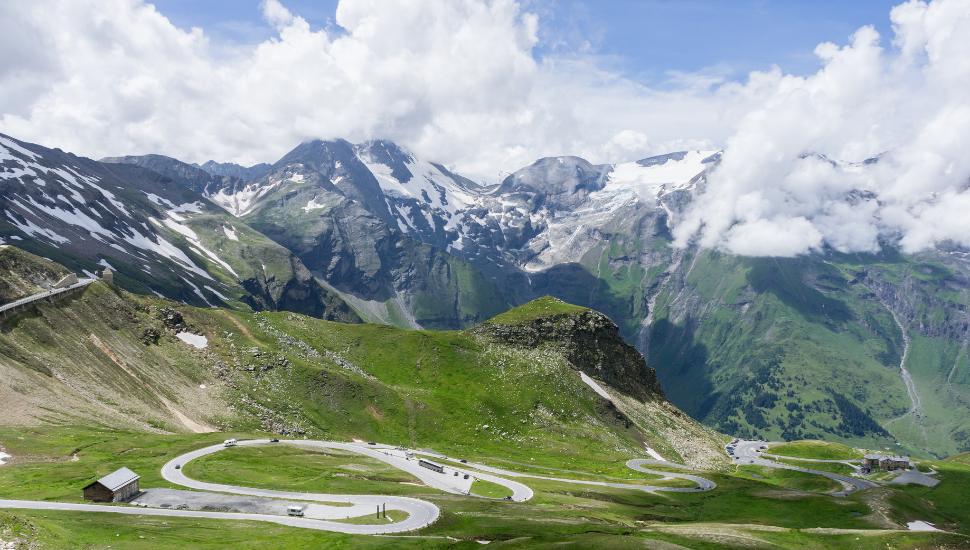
[468,479,511,498]
[769,457,859,475]
[467,457,666,482]
[332,509,409,524]
[735,465,843,493]
[2,426,969,547]
[767,440,863,460]
[183,444,436,497]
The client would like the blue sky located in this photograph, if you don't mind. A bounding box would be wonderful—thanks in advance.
[150,0,904,84]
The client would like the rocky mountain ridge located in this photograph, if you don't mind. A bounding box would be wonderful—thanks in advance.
[9,130,970,457]
[0,133,360,323]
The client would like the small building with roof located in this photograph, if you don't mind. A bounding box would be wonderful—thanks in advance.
[862,454,910,471]
[83,467,140,502]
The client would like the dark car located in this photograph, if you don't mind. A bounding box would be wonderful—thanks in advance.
[694,486,701,489]
[368,442,376,445]
[503,496,512,501]
[454,471,459,476]
[460,459,467,463]
[175,464,181,469]
[270,438,280,443]
[464,474,470,479]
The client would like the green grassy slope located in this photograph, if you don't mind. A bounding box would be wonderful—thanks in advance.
[645,250,970,458]
[0,273,721,468]
[767,440,862,460]
[1,429,967,548]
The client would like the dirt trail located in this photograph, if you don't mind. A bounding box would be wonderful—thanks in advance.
[215,309,255,341]
[88,334,215,433]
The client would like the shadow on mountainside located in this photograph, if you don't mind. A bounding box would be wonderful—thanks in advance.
[647,316,713,416]
[745,257,853,328]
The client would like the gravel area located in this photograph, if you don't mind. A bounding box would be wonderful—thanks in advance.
[132,488,311,515]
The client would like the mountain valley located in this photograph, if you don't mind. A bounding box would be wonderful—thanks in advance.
[3,131,970,459]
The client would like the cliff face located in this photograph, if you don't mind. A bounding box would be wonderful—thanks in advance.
[0,246,71,304]
[471,298,665,402]
[468,297,725,469]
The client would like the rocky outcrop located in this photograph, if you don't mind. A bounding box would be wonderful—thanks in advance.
[471,299,665,402]
[0,246,71,305]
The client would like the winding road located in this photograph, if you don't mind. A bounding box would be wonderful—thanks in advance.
[0,438,718,535]
[732,440,877,495]
[0,277,95,317]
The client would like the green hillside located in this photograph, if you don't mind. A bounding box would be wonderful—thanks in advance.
[0,267,722,468]
[513,205,970,459]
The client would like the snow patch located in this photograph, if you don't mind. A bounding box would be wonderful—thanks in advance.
[579,372,611,401]
[177,332,208,349]
[161,214,238,277]
[0,452,11,465]
[644,446,665,461]
[907,521,941,531]
[223,226,238,241]
[98,259,117,270]
[145,193,176,208]
[302,197,329,213]
[204,285,230,301]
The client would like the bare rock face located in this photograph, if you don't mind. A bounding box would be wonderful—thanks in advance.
[471,299,665,402]
[0,246,71,304]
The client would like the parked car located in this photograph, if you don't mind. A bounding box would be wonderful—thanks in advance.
[460,459,467,463]
[270,438,279,443]
[454,471,459,476]
[368,442,376,445]
[464,474,470,479]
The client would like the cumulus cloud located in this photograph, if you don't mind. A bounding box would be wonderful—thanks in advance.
[2,0,970,257]
[674,0,970,256]
[0,0,721,175]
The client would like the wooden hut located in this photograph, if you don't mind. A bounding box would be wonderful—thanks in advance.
[83,467,140,502]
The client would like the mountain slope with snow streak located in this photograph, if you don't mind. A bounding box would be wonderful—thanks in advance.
[1,134,360,323]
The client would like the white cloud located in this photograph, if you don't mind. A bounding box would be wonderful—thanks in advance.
[674,0,970,256]
[1,0,970,257]
[0,0,723,175]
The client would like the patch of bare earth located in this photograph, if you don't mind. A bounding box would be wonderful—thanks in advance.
[642,523,790,549]
[857,488,905,529]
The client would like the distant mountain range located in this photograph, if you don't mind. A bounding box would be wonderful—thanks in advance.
[3,131,969,459]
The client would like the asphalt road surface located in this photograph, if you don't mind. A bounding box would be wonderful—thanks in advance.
[0,438,719,535]
[159,439,440,534]
[0,499,413,533]
[419,454,715,493]
[731,440,877,495]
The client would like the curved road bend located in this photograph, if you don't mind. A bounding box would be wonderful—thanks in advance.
[0,278,95,316]
[421,454,715,493]
[160,439,439,533]
[732,440,877,495]
[334,444,534,502]
[0,499,416,534]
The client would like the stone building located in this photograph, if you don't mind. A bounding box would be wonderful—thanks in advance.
[862,454,910,471]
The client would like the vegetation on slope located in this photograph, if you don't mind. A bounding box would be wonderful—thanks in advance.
[0,260,721,468]
[767,440,863,460]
